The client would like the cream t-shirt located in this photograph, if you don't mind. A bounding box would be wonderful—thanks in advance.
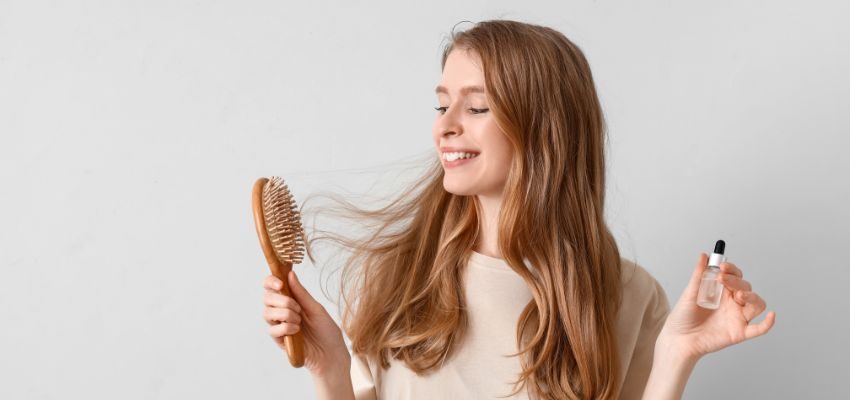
[349,250,671,400]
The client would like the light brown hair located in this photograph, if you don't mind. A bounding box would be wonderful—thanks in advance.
[302,19,624,399]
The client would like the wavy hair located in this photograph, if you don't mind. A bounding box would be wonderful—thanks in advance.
[301,19,624,399]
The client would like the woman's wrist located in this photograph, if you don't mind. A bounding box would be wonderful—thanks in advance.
[313,348,352,380]
[641,334,701,400]
[654,329,702,365]
[311,350,354,400]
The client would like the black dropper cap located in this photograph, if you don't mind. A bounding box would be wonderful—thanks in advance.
[713,240,725,255]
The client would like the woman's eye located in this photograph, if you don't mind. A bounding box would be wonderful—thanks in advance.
[433,107,489,115]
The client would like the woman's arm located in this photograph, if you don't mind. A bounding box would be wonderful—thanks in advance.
[311,352,355,400]
[641,333,699,400]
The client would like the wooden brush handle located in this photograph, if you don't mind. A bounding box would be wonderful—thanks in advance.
[252,178,305,368]
[268,259,306,368]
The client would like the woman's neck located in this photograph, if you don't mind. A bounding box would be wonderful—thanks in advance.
[473,193,503,259]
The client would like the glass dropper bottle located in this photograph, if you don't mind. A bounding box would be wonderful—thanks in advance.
[697,240,726,309]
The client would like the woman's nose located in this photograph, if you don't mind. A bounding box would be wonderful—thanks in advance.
[436,109,462,138]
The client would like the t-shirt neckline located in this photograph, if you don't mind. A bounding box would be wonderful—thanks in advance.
[468,250,537,274]
[469,250,512,270]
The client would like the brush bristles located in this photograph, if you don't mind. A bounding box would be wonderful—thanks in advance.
[261,176,305,264]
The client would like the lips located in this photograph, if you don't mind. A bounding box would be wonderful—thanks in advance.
[439,146,480,153]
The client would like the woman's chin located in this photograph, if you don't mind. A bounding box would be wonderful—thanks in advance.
[442,180,477,196]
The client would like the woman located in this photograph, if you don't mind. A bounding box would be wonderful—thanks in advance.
[261,19,775,399]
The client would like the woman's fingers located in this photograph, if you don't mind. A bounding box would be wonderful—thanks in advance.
[745,310,776,341]
[735,290,776,341]
[719,273,752,293]
[263,306,302,326]
[263,290,303,314]
[720,273,752,306]
[264,275,284,291]
[732,290,749,307]
[720,261,743,278]
[737,290,767,321]
[269,321,301,337]
[262,275,304,328]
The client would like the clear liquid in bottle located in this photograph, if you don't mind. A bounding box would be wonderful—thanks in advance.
[697,267,724,309]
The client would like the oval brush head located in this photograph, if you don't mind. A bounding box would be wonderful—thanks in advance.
[252,176,306,367]
[261,177,305,264]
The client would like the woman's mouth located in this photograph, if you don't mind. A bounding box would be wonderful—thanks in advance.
[442,151,480,168]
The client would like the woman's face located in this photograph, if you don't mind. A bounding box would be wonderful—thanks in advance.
[432,48,513,199]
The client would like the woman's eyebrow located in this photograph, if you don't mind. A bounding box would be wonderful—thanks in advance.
[434,85,486,95]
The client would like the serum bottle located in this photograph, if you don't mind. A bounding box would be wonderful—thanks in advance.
[697,240,726,310]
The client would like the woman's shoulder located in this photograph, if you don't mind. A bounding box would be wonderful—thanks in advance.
[618,256,668,307]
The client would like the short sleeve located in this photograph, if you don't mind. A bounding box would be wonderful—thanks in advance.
[619,277,671,400]
[351,352,378,400]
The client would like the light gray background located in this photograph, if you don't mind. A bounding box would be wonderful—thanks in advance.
[1,1,847,399]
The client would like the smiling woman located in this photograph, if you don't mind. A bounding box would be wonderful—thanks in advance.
[262,18,774,400]
[333,19,639,399]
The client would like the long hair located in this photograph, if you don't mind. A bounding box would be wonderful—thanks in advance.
[301,19,624,399]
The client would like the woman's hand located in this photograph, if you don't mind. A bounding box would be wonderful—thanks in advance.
[657,252,777,362]
[262,270,351,378]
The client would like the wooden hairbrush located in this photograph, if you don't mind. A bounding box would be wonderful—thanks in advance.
[251,176,306,367]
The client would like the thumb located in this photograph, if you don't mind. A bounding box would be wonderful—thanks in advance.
[683,252,709,302]
[287,270,322,314]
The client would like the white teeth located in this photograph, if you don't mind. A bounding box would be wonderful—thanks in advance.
[443,152,479,162]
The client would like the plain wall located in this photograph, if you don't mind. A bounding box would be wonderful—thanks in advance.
[1,0,848,398]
